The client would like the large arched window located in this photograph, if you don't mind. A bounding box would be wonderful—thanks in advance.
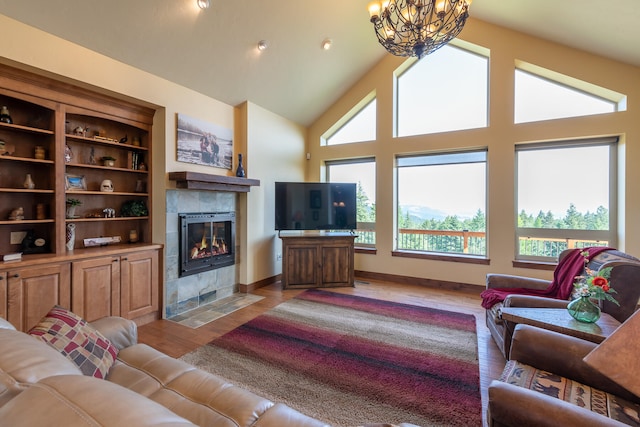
[514,67,622,124]
[396,43,489,137]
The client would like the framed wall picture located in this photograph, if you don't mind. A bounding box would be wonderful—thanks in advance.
[176,113,233,170]
[65,174,87,191]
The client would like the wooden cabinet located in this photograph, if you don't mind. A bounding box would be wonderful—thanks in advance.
[120,249,159,321]
[0,64,160,330]
[280,234,356,289]
[0,92,57,255]
[72,256,121,322]
[71,249,159,324]
[0,63,154,258]
[63,109,151,251]
[6,263,71,332]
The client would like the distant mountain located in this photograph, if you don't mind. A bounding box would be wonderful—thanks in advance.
[400,205,449,221]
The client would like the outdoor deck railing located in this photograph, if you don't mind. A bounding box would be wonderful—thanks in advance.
[355,224,605,257]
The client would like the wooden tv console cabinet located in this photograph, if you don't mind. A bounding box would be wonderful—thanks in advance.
[280,233,356,289]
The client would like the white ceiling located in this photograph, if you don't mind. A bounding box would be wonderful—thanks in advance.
[0,0,639,126]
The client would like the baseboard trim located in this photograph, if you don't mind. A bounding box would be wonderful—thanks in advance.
[239,274,281,293]
[354,270,482,295]
[240,271,481,295]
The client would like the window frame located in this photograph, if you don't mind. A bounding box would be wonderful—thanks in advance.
[514,68,619,124]
[515,137,618,262]
[322,94,376,146]
[326,157,377,248]
[394,43,490,138]
[395,149,488,258]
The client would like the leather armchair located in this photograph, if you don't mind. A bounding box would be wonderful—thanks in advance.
[487,324,640,427]
[485,249,640,359]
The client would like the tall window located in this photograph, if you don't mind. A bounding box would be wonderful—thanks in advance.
[324,98,376,146]
[396,150,487,256]
[516,138,617,261]
[515,69,618,124]
[326,159,376,246]
[396,44,488,137]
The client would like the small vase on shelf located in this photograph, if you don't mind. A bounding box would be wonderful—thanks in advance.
[23,174,35,189]
[66,223,76,251]
[567,295,601,323]
[235,153,246,178]
[0,106,13,124]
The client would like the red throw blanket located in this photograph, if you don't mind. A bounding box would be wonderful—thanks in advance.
[480,247,612,309]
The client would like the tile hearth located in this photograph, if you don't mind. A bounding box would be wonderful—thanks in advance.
[168,293,264,328]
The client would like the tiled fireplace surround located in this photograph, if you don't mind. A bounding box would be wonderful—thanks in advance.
[165,189,238,318]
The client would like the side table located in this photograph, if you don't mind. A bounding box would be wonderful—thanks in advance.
[500,307,621,344]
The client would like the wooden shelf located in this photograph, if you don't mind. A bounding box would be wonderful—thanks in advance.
[0,121,54,135]
[0,188,55,194]
[65,163,148,174]
[66,216,149,223]
[0,219,55,225]
[0,157,54,165]
[65,134,149,151]
[169,171,260,193]
[65,190,148,196]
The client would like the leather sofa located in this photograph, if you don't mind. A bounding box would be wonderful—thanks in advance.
[487,323,640,426]
[0,316,334,426]
[485,248,640,359]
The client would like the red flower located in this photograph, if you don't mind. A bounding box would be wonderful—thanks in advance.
[592,276,608,287]
[602,284,610,292]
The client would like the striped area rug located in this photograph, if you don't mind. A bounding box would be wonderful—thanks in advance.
[179,289,481,426]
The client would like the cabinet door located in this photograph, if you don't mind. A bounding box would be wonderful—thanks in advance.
[72,256,121,322]
[120,250,158,320]
[0,271,6,320]
[321,244,353,286]
[7,263,71,332]
[283,245,320,288]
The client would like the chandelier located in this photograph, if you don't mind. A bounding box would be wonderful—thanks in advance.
[368,0,472,59]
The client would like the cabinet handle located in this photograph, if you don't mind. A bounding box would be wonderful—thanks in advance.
[12,274,19,278]
[122,257,128,261]
[113,259,119,263]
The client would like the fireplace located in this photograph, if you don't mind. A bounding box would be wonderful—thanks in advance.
[179,212,235,277]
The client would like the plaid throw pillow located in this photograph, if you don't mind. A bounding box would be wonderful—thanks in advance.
[28,306,118,379]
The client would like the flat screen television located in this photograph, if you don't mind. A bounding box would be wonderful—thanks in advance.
[275,182,357,231]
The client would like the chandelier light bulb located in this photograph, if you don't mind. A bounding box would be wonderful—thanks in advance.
[321,38,333,50]
[197,0,210,9]
[368,2,381,20]
[257,40,268,51]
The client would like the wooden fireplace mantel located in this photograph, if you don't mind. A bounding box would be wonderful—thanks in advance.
[168,171,260,193]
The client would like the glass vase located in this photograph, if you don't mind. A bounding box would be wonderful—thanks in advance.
[567,295,601,323]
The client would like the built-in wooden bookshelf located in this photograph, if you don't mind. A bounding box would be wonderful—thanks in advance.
[0,63,160,330]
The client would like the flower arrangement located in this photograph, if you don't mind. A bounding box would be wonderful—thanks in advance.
[573,250,619,306]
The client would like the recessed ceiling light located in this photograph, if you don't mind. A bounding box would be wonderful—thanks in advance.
[197,0,210,9]
[257,40,268,51]
[322,38,332,50]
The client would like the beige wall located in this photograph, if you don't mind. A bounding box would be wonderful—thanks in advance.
[307,18,640,287]
[239,102,306,284]
[0,14,306,289]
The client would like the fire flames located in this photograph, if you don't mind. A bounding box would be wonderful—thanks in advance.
[190,228,228,259]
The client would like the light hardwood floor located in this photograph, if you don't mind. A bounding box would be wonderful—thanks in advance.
[138,279,506,426]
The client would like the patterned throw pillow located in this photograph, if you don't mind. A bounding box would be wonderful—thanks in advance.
[28,306,118,379]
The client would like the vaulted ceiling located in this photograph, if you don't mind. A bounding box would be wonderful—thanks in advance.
[1,0,638,126]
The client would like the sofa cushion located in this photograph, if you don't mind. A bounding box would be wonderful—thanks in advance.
[0,327,81,408]
[500,360,640,425]
[0,375,197,426]
[108,343,327,427]
[28,306,118,379]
